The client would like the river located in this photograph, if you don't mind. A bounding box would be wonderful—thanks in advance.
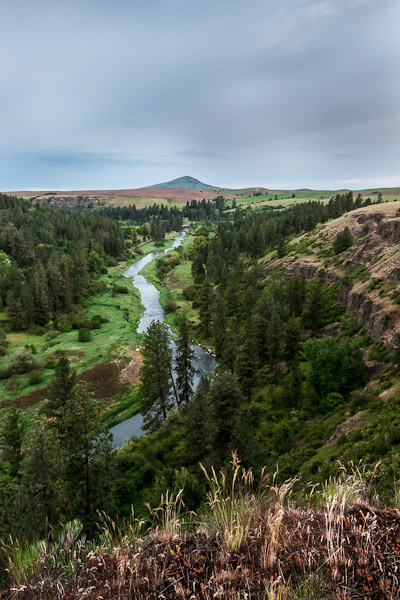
[110,231,216,447]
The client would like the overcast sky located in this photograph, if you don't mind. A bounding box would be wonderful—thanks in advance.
[1,0,399,190]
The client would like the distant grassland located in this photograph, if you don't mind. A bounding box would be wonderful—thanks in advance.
[105,196,184,209]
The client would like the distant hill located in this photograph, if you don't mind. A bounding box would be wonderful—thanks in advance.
[148,176,217,190]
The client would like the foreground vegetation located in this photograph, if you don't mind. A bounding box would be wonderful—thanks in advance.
[2,457,400,599]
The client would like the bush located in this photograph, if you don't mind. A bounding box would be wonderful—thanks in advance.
[45,357,59,369]
[28,368,43,385]
[91,314,109,324]
[5,376,19,392]
[7,348,41,376]
[182,286,197,301]
[163,299,177,314]
[112,284,129,295]
[78,328,92,342]
[369,341,391,362]
[72,316,86,330]
[341,313,361,337]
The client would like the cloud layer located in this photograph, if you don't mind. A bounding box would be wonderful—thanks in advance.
[1,0,399,189]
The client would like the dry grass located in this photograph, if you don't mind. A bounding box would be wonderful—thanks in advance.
[2,461,400,599]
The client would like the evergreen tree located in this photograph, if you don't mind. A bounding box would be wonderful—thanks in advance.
[0,406,23,477]
[393,332,400,371]
[175,314,195,405]
[286,274,306,317]
[302,280,326,333]
[212,293,227,363]
[60,382,115,531]
[45,357,76,435]
[184,377,213,463]
[139,320,173,430]
[285,316,302,364]
[26,261,50,325]
[333,227,354,254]
[235,319,258,401]
[199,278,214,338]
[20,419,61,539]
[207,370,244,466]
[266,305,283,382]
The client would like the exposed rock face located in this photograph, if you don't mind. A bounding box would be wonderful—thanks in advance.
[283,207,400,345]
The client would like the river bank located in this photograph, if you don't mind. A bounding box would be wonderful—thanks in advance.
[109,229,215,447]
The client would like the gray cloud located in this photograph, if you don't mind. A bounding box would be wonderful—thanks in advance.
[0,0,399,190]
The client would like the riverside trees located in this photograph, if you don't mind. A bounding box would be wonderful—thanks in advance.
[139,317,197,428]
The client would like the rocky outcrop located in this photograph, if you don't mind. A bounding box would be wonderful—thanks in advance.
[283,207,400,345]
[377,218,400,243]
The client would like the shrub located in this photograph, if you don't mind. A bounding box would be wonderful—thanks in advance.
[7,348,41,376]
[340,313,361,337]
[91,314,109,324]
[163,299,176,314]
[182,286,197,301]
[78,328,92,342]
[45,356,59,369]
[28,368,43,385]
[112,284,129,295]
[72,316,85,330]
[5,376,19,392]
[369,341,391,362]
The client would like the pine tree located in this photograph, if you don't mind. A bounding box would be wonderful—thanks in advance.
[302,280,326,333]
[175,314,195,405]
[392,332,400,371]
[1,406,23,477]
[60,382,115,531]
[184,377,213,463]
[20,419,61,539]
[207,370,244,466]
[139,320,173,430]
[199,278,214,338]
[235,319,258,401]
[26,261,50,325]
[333,227,354,254]
[266,305,283,382]
[212,293,227,363]
[45,358,76,435]
[286,274,306,317]
[285,316,302,364]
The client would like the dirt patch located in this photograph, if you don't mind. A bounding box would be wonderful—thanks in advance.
[324,410,367,446]
[77,362,127,399]
[1,361,128,409]
[0,384,51,409]
[118,353,142,386]
[166,272,182,290]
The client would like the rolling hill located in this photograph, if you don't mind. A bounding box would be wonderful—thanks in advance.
[147,175,218,190]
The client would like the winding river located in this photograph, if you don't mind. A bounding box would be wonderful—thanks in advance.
[110,231,215,447]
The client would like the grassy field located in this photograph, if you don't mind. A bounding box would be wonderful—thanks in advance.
[0,262,142,403]
[0,231,186,426]
[104,196,184,209]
